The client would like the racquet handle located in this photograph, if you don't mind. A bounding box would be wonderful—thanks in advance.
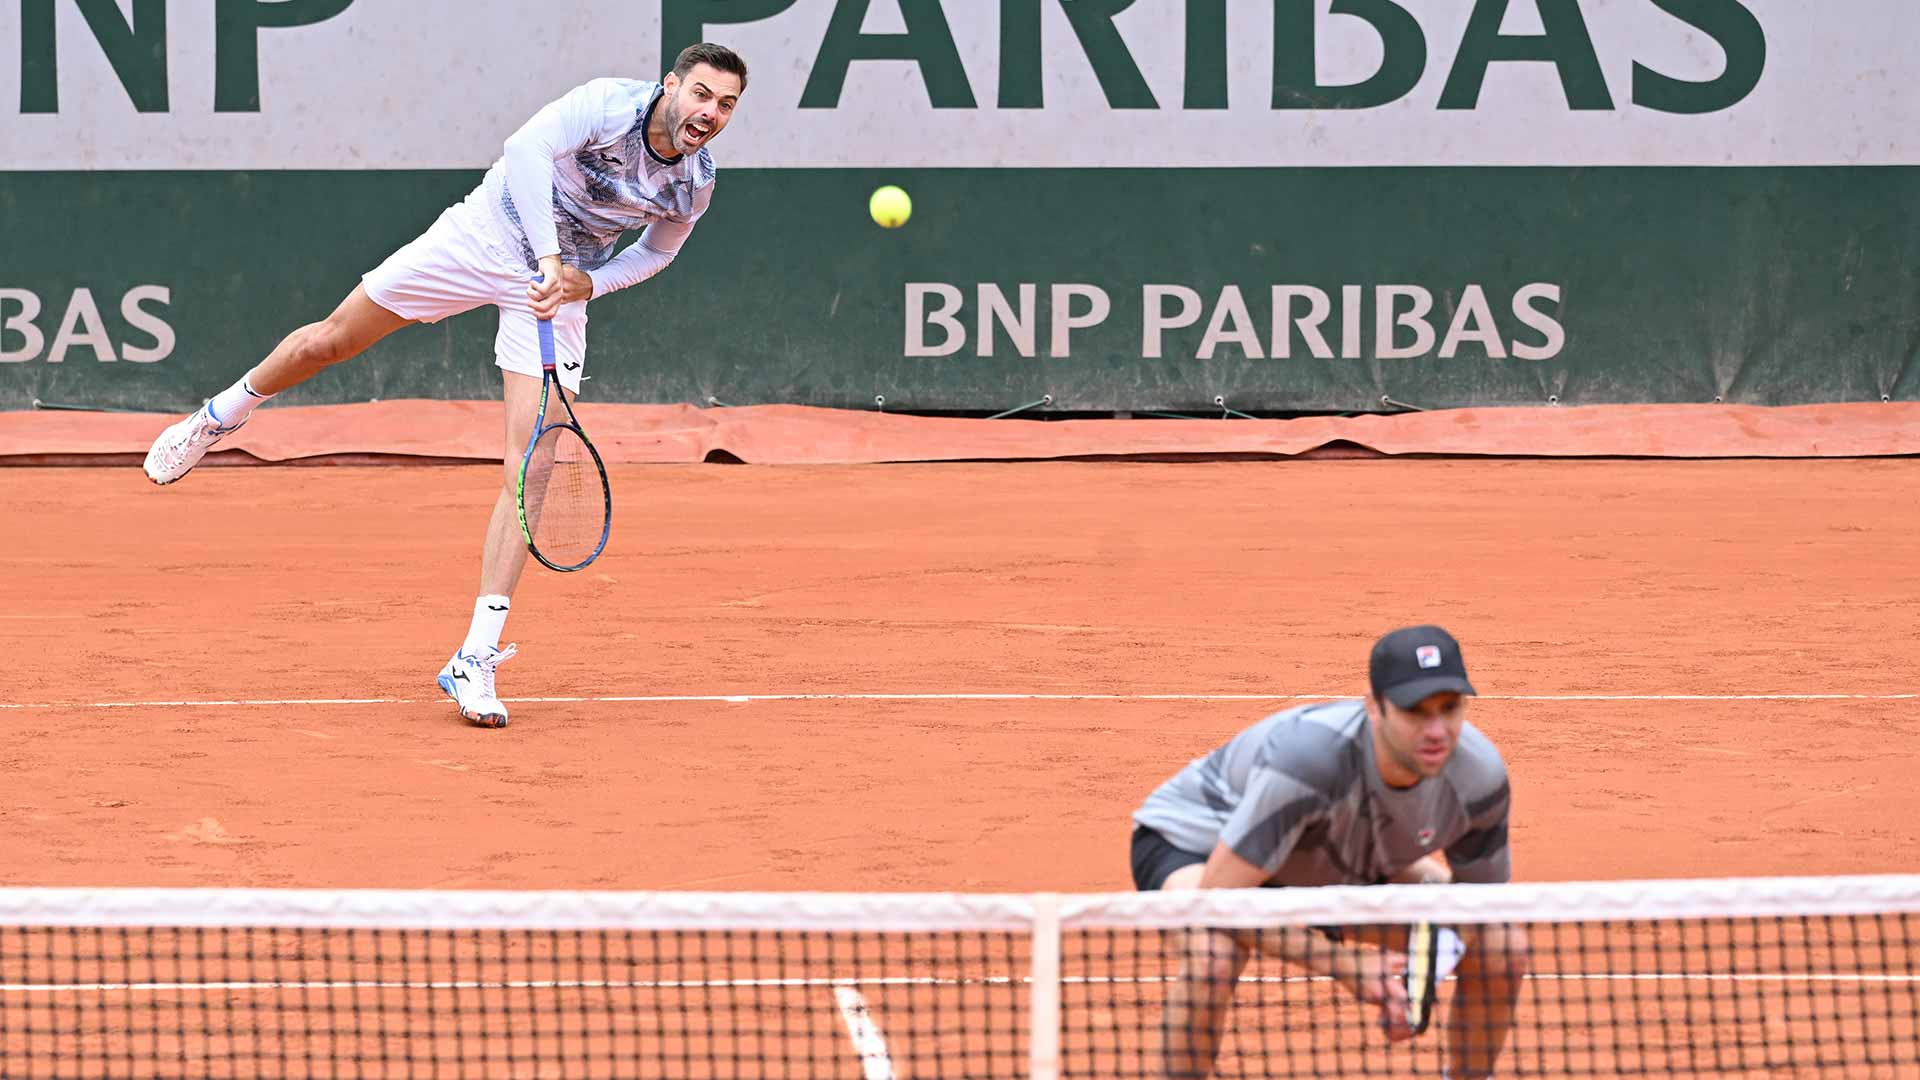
[533,272,557,369]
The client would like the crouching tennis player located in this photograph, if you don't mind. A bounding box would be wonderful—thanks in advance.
[1130,626,1528,1079]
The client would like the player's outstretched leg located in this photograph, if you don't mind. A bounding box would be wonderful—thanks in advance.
[143,285,409,484]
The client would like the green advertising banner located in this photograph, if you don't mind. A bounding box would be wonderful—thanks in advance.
[3,1,1916,412]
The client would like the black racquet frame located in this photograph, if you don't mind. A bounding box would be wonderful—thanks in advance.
[516,300,612,572]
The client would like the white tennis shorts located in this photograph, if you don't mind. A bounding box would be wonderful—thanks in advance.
[361,192,589,393]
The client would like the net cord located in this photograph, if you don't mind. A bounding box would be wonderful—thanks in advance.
[0,876,1916,932]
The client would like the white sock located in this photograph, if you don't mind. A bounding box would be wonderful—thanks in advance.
[461,595,511,655]
[206,376,272,427]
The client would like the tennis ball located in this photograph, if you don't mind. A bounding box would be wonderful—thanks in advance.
[869,185,912,229]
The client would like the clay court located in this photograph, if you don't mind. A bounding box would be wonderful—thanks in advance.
[6,456,1917,892]
[5,454,1919,1076]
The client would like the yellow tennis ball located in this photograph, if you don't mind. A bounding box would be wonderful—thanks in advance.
[870,185,912,228]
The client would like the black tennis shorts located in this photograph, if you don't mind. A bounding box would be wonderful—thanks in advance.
[1130,825,1210,891]
[1128,825,1348,941]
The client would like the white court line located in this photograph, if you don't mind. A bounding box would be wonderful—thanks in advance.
[0,692,1914,711]
[832,986,899,1080]
[3,971,1915,994]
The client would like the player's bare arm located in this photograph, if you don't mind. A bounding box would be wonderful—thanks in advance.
[1196,842,1418,1038]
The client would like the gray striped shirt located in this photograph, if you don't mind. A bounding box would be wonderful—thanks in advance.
[1133,700,1511,885]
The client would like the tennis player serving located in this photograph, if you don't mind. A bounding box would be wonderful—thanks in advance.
[1131,626,1529,1080]
[143,44,747,728]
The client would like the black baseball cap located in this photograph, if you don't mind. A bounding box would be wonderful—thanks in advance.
[1369,626,1477,708]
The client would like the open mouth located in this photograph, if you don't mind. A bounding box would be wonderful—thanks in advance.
[683,121,711,145]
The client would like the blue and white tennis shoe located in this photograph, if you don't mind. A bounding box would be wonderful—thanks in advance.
[438,643,518,728]
[143,403,247,485]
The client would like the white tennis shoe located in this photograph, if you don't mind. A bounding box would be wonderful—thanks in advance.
[142,404,247,485]
[437,643,518,729]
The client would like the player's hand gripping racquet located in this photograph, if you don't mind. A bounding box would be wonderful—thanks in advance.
[516,279,612,572]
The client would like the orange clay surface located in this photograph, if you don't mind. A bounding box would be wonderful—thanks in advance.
[3,458,1918,892]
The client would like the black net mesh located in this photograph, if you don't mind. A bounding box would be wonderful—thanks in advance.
[1063,913,1920,1078]
[1,885,1915,1078]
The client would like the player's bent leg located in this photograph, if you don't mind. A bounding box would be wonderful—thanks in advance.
[143,286,412,485]
[1446,922,1530,1080]
[1161,926,1249,1080]
[1153,863,1249,1080]
[247,285,412,395]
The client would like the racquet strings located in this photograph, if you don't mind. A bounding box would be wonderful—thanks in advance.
[522,424,603,566]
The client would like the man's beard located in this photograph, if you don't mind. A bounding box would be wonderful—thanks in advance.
[662,98,688,154]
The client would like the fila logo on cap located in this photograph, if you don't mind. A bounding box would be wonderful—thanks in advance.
[1415,644,1443,669]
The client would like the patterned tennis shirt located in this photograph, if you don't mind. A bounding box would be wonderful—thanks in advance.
[476,78,717,293]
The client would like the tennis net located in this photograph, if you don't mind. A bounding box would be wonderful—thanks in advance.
[0,876,1915,1077]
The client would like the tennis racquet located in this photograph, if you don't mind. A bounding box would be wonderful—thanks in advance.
[1402,921,1467,1036]
[516,281,612,572]
[1403,921,1440,1036]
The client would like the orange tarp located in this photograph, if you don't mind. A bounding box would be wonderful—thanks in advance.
[3,400,1917,465]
